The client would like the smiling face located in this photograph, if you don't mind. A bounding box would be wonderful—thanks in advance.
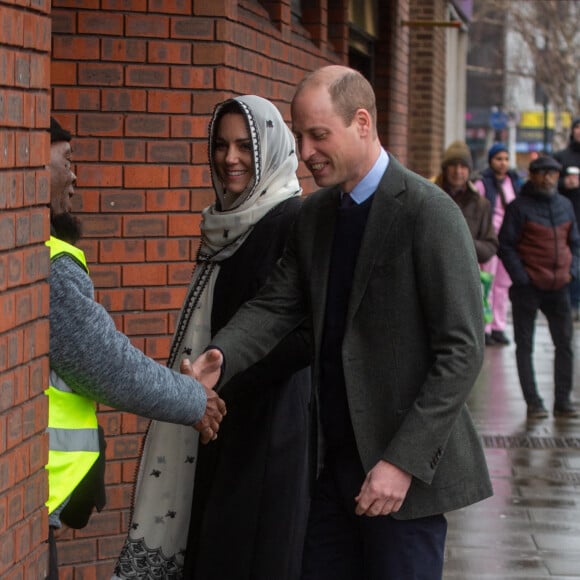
[212,112,254,208]
[291,83,374,193]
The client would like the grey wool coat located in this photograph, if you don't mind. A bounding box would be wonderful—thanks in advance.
[213,155,493,520]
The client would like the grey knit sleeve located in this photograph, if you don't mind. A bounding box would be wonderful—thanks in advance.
[49,255,207,425]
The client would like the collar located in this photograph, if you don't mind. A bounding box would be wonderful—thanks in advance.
[349,148,389,205]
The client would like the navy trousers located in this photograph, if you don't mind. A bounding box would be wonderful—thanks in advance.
[300,449,447,580]
[510,284,573,406]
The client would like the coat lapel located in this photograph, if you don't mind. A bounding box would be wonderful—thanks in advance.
[347,157,406,319]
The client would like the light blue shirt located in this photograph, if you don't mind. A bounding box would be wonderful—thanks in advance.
[348,148,389,205]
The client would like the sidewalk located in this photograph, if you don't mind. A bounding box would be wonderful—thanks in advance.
[443,319,580,579]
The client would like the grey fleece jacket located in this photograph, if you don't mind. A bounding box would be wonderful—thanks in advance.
[49,253,206,425]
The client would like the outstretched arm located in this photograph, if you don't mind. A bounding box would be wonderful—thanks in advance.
[182,350,227,444]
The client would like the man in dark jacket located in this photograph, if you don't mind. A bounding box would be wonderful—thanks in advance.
[499,155,579,419]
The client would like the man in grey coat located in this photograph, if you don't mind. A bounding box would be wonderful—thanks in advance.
[194,66,492,579]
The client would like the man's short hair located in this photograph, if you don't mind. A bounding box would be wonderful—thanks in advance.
[50,117,71,144]
[296,67,377,133]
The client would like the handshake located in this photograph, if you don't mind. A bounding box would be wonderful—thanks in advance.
[180,349,227,444]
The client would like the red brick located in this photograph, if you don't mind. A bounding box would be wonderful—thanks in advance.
[170,114,210,138]
[144,335,172,359]
[78,12,124,35]
[125,14,169,38]
[122,215,167,237]
[101,38,146,63]
[145,286,187,310]
[125,114,170,137]
[102,0,147,9]
[169,165,209,188]
[122,264,167,286]
[78,63,123,86]
[23,12,50,52]
[149,0,192,15]
[123,312,168,336]
[170,17,214,40]
[145,238,190,261]
[89,265,121,288]
[76,164,123,188]
[52,36,100,60]
[95,288,144,312]
[0,47,15,86]
[147,141,190,163]
[100,190,146,212]
[50,60,77,85]
[168,212,202,236]
[80,215,122,237]
[124,165,168,188]
[99,239,145,263]
[102,89,147,112]
[147,90,192,114]
[148,40,192,64]
[77,114,124,138]
[146,189,190,212]
[169,65,213,89]
[126,65,170,87]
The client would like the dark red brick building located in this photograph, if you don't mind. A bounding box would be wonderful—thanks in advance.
[0,0,467,576]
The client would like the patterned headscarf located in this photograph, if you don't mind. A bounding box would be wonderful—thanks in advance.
[200,95,301,259]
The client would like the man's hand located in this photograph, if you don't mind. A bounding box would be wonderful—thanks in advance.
[354,460,412,517]
[180,352,226,444]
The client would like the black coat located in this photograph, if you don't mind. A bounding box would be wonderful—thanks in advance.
[184,196,312,580]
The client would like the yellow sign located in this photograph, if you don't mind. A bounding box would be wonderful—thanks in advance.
[519,111,572,129]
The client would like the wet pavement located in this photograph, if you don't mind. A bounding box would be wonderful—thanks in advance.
[444,317,580,579]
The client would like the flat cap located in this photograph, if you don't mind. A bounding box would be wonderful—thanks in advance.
[529,155,562,173]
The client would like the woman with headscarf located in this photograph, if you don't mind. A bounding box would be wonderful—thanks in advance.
[113,95,311,580]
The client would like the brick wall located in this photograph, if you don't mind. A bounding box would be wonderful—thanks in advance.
[0,0,52,578]
[376,0,410,165]
[408,0,448,177]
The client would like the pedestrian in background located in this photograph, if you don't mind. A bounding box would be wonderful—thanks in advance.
[558,165,580,320]
[434,140,499,266]
[554,116,580,185]
[499,155,579,420]
[474,143,522,346]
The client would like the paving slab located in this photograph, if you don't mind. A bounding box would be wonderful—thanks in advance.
[443,318,580,579]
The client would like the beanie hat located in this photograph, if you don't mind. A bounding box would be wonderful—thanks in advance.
[529,155,562,174]
[488,142,508,164]
[442,140,473,170]
[572,117,580,130]
[50,117,71,143]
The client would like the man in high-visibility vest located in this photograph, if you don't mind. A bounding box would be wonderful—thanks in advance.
[45,118,225,580]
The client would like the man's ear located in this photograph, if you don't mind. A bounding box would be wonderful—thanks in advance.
[353,108,372,137]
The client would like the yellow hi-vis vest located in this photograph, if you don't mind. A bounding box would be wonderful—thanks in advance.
[45,236,100,514]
